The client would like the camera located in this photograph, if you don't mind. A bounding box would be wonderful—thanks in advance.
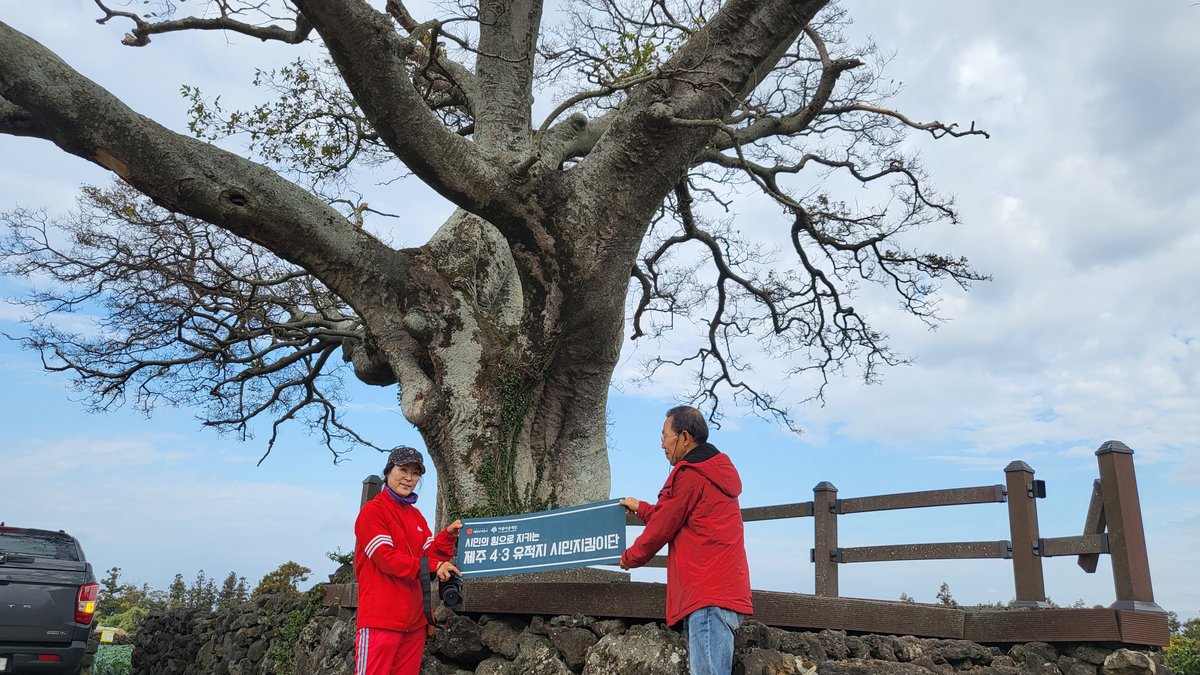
[438,571,464,609]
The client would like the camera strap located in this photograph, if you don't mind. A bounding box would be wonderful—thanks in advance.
[418,557,436,626]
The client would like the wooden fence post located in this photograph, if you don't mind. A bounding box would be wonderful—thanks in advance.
[1005,461,1048,607]
[1076,479,1106,573]
[813,481,839,597]
[1095,441,1163,612]
[361,474,382,508]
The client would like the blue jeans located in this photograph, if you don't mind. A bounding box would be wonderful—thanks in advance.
[684,606,741,675]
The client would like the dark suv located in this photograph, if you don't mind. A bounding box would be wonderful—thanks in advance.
[0,526,98,674]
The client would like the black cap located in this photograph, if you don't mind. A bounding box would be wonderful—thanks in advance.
[386,446,426,474]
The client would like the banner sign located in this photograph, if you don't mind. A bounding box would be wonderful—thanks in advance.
[455,499,626,579]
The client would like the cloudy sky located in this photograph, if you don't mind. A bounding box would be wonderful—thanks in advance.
[1,1,1197,621]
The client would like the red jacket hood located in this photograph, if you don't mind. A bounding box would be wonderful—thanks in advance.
[675,448,742,498]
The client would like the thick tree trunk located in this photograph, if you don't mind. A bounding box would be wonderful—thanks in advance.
[424,348,615,526]
[362,209,624,524]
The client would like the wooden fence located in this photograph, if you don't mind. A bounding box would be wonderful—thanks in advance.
[337,439,1168,645]
[624,439,1161,613]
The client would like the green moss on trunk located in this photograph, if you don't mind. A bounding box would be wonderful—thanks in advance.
[448,346,559,520]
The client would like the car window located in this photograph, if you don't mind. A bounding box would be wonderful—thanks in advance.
[0,530,80,561]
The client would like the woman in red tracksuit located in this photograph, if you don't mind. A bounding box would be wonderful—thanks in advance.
[354,446,461,675]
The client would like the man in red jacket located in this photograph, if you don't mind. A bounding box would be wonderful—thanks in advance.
[620,405,753,675]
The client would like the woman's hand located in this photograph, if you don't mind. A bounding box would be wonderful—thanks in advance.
[445,519,463,538]
[619,497,640,514]
[436,560,461,582]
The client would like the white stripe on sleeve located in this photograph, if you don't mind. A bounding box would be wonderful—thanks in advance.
[365,534,393,558]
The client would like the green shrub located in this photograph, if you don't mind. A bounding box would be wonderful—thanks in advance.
[93,644,133,675]
[100,605,148,633]
[1168,634,1200,675]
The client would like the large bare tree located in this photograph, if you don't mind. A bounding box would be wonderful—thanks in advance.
[0,0,986,522]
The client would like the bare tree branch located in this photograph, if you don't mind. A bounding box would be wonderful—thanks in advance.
[288,1,521,225]
[634,183,800,430]
[382,1,482,113]
[569,0,829,253]
[710,26,863,151]
[93,0,314,47]
[0,184,391,459]
[0,19,407,314]
[820,103,990,139]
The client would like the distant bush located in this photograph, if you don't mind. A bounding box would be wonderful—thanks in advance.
[327,548,354,566]
[1168,634,1200,675]
[102,605,149,633]
[96,566,247,627]
[252,561,312,598]
[93,644,133,675]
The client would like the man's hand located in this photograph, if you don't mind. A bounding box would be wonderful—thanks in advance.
[445,519,463,538]
[619,497,640,514]
[619,558,630,570]
[436,560,461,582]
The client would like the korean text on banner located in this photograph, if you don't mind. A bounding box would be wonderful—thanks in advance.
[456,499,626,578]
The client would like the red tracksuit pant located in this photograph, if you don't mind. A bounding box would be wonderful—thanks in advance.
[354,626,426,675]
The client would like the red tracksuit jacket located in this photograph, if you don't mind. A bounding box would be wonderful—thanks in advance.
[354,491,457,632]
[621,446,754,627]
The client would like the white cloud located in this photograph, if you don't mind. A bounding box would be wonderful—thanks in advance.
[955,39,1027,109]
[6,434,193,474]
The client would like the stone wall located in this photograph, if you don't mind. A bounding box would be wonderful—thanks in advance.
[132,589,354,675]
[132,595,1173,675]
